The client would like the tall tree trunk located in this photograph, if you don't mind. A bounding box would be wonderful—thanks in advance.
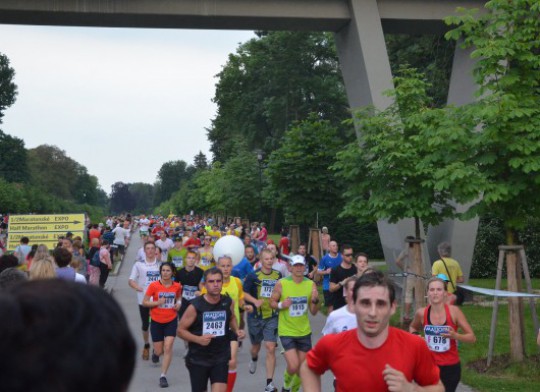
[413,217,426,309]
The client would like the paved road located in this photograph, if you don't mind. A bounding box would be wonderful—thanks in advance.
[108,233,473,392]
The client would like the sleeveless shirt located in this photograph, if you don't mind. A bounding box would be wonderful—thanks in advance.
[187,295,233,366]
[423,304,460,366]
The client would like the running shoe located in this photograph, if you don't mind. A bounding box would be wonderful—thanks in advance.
[249,359,257,374]
[159,376,168,388]
[264,381,277,392]
[142,346,149,360]
[152,351,159,363]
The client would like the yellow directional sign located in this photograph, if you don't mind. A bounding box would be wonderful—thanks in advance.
[7,213,86,251]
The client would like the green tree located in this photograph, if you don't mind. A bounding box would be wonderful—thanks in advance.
[222,149,260,218]
[193,151,209,171]
[385,35,455,107]
[0,53,17,124]
[266,116,344,226]
[333,69,481,237]
[129,182,155,213]
[0,130,28,183]
[209,31,350,162]
[0,178,29,212]
[443,0,540,361]
[192,162,227,214]
[27,145,81,200]
[154,160,190,204]
[110,182,135,214]
[26,144,106,207]
[444,0,540,236]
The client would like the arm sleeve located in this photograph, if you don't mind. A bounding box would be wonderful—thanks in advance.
[431,261,442,276]
[321,313,335,335]
[318,257,326,271]
[236,278,245,300]
[243,273,255,294]
[305,336,332,375]
[129,263,139,281]
[330,268,339,284]
[145,282,156,298]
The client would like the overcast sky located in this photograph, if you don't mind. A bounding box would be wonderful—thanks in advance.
[0,24,254,195]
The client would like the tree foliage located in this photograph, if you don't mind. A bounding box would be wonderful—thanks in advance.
[333,69,483,234]
[0,53,17,124]
[26,144,104,205]
[128,182,155,214]
[385,35,455,107]
[154,160,192,205]
[445,0,540,238]
[266,116,344,226]
[208,31,349,162]
[110,182,136,214]
[0,130,28,183]
[193,151,208,171]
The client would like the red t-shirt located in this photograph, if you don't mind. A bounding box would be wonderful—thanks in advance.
[151,226,164,238]
[184,237,201,248]
[306,328,440,391]
[260,227,268,242]
[89,228,101,243]
[279,237,290,255]
[145,280,182,324]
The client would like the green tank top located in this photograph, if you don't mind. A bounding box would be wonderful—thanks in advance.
[278,276,313,337]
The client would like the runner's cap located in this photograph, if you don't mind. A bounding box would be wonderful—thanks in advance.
[290,255,306,266]
[436,273,450,282]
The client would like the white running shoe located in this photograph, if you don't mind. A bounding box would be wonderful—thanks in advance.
[249,359,257,374]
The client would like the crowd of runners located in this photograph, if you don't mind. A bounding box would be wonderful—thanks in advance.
[119,214,476,392]
[0,213,478,392]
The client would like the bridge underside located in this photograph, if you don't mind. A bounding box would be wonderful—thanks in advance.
[0,0,484,33]
[0,0,487,277]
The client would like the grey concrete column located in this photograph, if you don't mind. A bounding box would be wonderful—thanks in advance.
[334,0,394,111]
[335,0,429,270]
[426,43,479,280]
[336,4,479,278]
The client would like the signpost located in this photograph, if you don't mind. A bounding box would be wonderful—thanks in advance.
[7,213,86,251]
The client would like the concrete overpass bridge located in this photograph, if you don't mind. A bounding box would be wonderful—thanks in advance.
[0,0,487,275]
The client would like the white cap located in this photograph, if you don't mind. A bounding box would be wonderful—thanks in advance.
[290,255,306,266]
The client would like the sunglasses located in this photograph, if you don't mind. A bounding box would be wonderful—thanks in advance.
[207,279,222,283]
[343,253,353,257]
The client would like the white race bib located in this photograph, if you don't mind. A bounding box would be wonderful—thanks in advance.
[158,292,176,309]
[145,271,160,288]
[200,256,211,267]
[202,311,226,336]
[171,256,184,269]
[183,285,198,300]
[424,325,451,352]
[289,296,308,317]
[260,279,277,298]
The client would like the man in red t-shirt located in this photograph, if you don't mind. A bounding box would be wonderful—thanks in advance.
[278,230,290,256]
[300,270,443,392]
[183,230,201,251]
